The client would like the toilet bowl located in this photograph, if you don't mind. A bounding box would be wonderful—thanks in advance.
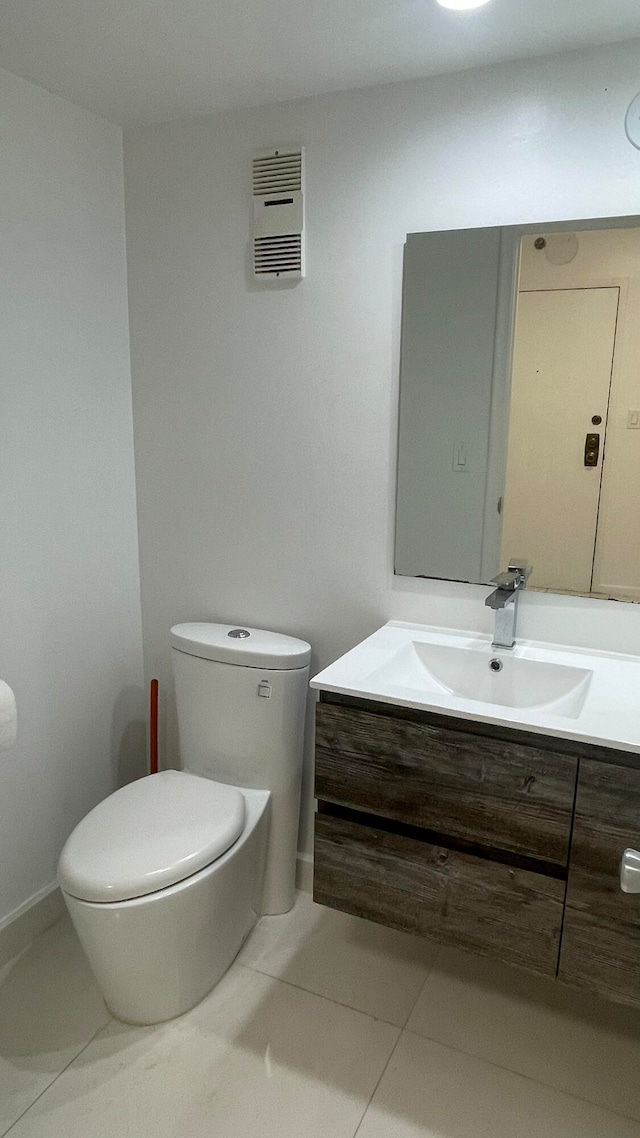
[58,623,310,1025]
[59,771,269,1024]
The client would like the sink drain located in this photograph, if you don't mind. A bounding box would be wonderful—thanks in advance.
[489,658,503,672]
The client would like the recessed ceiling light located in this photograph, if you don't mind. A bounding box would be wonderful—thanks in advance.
[437,0,492,9]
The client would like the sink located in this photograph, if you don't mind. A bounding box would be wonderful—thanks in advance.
[309,621,640,750]
[367,640,593,718]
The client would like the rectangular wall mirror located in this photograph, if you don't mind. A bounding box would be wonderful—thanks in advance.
[395,217,640,602]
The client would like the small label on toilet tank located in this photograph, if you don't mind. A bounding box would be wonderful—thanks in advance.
[257,681,272,698]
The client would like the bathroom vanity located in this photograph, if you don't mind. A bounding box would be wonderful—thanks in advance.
[311,623,640,1010]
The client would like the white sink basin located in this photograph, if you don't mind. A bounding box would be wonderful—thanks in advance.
[369,640,592,718]
[310,621,640,753]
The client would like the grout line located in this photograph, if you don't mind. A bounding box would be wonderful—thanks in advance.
[238,899,441,1030]
[400,1026,640,1129]
[4,953,639,1135]
[1,1013,113,1138]
[235,916,640,1125]
[236,961,409,1027]
[399,943,442,1029]
[351,1030,403,1138]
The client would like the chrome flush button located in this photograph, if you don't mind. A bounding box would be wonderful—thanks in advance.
[228,629,250,638]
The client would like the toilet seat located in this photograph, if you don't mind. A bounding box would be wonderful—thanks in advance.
[58,770,246,904]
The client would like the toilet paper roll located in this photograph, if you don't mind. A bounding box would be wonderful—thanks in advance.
[0,681,17,751]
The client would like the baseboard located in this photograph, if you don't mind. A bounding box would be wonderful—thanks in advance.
[0,882,66,970]
[295,852,313,894]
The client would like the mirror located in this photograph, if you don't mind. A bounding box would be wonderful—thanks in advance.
[395,217,640,602]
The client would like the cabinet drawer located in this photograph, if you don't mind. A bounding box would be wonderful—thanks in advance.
[314,813,564,976]
[315,702,576,866]
[558,758,640,1008]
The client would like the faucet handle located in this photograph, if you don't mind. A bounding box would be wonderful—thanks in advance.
[489,570,518,589]
[489,561,532,590]
[507,560,532,585]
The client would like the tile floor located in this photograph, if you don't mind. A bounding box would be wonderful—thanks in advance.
[1,889,640,1137]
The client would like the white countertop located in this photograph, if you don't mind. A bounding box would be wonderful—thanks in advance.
[310,621,640,756]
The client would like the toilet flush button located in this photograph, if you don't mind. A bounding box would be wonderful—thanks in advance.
[257,681,272,698]
[228,628,250,638]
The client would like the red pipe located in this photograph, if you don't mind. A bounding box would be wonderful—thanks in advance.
[150,678,159,775]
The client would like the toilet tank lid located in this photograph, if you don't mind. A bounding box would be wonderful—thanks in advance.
[170,623,311,670]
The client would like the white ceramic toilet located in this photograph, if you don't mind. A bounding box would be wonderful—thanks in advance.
[58,622,311,1025]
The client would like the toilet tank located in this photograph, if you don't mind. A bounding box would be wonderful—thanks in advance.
[170,623,311,913]
[171,622,311,790]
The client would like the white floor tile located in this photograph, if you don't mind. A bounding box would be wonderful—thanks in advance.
[406,945,640,1121]
[355,1031,640,1138]
[238,890,436,1025]
[8,964,399,1138]
[0,916,110,1136]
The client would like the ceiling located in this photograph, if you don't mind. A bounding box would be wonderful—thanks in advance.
[1,0,639,127]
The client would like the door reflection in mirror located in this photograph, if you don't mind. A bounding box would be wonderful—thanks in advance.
[394,220,640,602]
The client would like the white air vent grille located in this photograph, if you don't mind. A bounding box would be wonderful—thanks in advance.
[253,234,302,278]
[252,147,305,280]
[252,150,303,196]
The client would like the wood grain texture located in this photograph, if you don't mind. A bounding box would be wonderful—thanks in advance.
[315,702,577,866]
[559,757,640,1008]
[314,813,564,976]
[320,690,640,769]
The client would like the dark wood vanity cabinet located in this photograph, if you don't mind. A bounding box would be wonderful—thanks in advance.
[313,692,640,1008]
[558,757,640,1008]
[316,701,576,866]
[314,812,565,976]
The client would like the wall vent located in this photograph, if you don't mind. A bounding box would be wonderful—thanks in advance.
[252,147,304,280]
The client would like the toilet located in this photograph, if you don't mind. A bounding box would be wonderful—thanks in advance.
[58,622,311,1025]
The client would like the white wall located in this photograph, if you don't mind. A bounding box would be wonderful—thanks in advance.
[0,68,144,927]
[124,39,640,857]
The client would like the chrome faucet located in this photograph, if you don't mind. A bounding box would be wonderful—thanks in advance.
[485,561,532,649]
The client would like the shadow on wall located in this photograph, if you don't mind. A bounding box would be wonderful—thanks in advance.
[111,686,147,787]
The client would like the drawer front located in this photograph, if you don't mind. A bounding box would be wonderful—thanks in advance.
[558,758,640,1008]
[315,703,577,865]
[314,813,564,976]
